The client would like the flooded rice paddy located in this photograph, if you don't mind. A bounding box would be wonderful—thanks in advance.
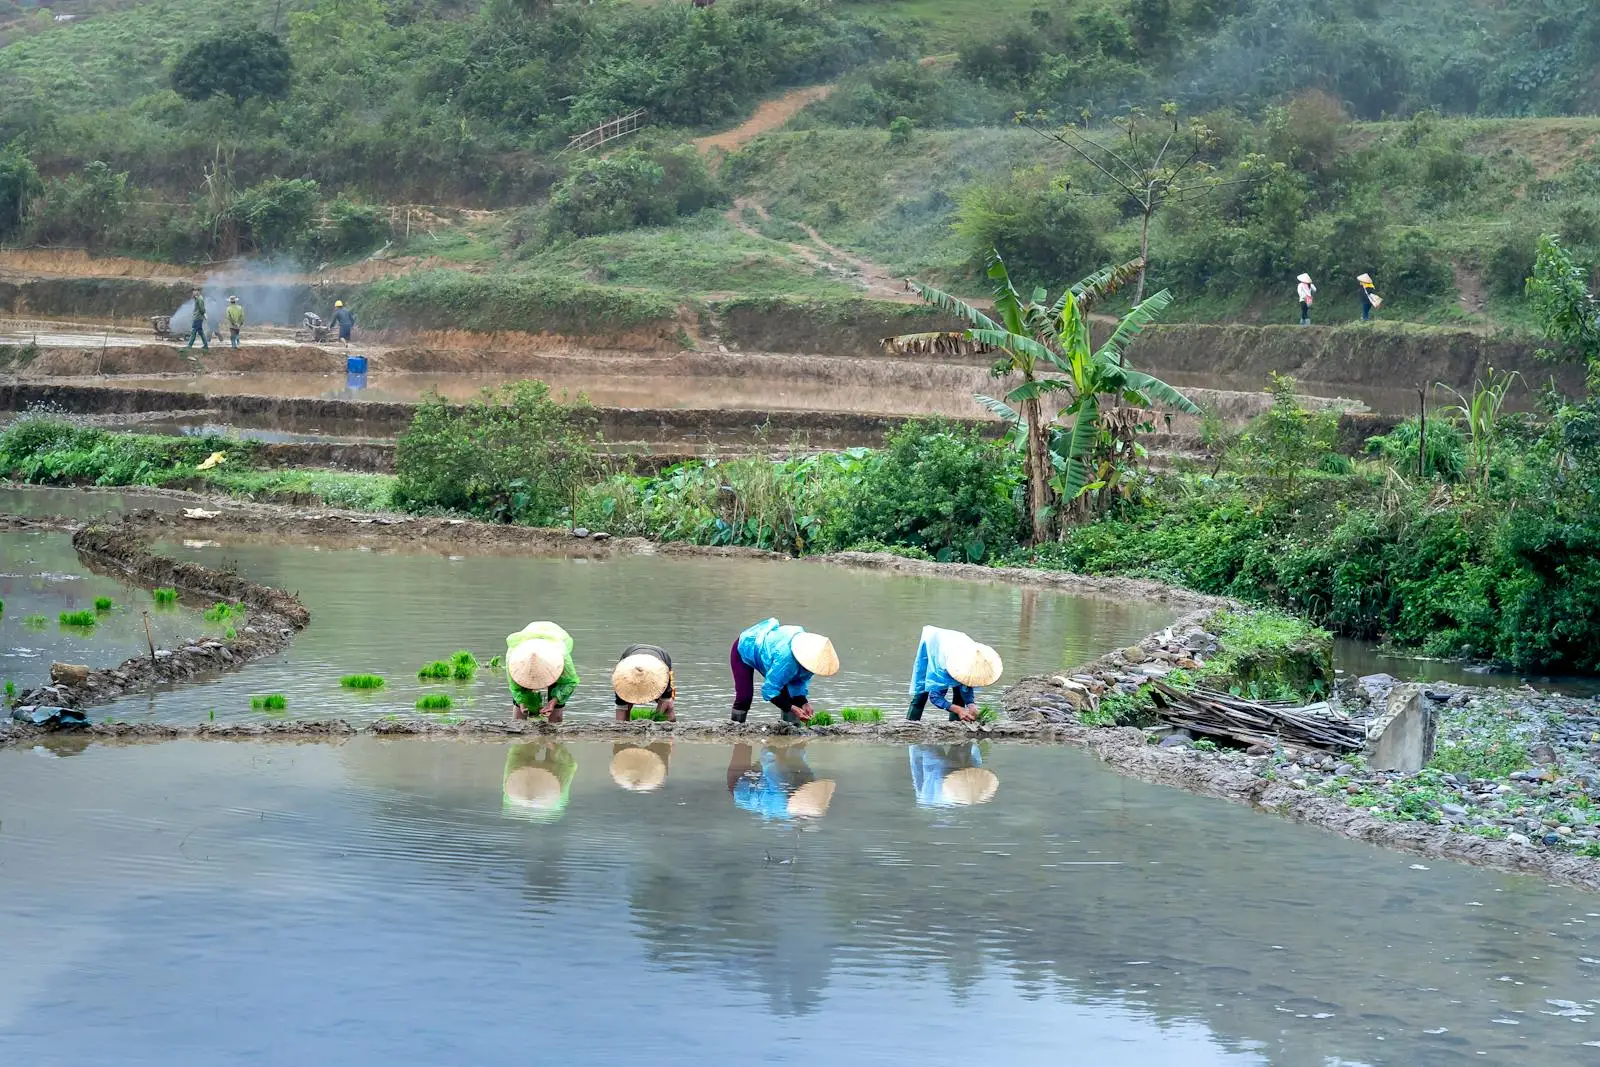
[3,736,1600,1064]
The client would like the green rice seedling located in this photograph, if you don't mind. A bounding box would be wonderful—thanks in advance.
[340,674,386,690]
[23,614,47,629]
[487,654,503,669]
[416,693,453,711]
[152,587,178,605]
[0,598,4,613]
[251,694,287,711]
[417,660,452,680]
[208,710,215,721]
[59,610,96,628]
[976,704,1000,725]
[629,706,668,721]
[93,596,115,613]
[807,711,835,726]
[4,680,13,699]
[838,706,884,723]
[450,650,478,680]
[225,626,236,639]
[204,602,243,623]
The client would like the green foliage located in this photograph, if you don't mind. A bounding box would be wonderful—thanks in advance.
[838,706,885,722]
[234,178,321,255]
[58,609,96,628]
[22,614,46,629]
[1237,375,1340,488]
[1202,610,1333,700]
[394,381,598,525]
[416,693,453,711]
[360,271,677,335]
[23,162,130,251]
[203,602,243,623]
[976,704,999,724]
[417,660,452,680]
[807,711,835,726]
[953,167,1115,282]
[1429,722,1531,778]
[1190,738,1218,752]
[251,693,288,711]
[93,596,114,613]
[1083,687,1156,727]
[170,30,291,106]
[540,146,723,241]
[1528,233,1600,367]
[0,143,40,240]
[340,674,386,689]
[1365,417,1467,482]
[629,706,669,721]
[151,587,178,605]
[450,650,479,680]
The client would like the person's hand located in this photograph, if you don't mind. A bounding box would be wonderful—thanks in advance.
[659,698,676,722]
[794,702,814,723]
[954,704,977,722]
[547,705,565,724]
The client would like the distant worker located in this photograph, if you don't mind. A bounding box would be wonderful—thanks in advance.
[613,644,676,723]
[906,625,1002,722]
[331,300,355,345]
[225,295,245,349]
[506,620,578,723]
[1357,273,1381,322]
[730,618,839,724]
[1296,273,1316,326]
[183,288,209,351]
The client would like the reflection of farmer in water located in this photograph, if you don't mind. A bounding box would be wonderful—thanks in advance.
[726,742,836,821]
[909,743,1000,807]
[502,741,577,822]
[610,741,671,792]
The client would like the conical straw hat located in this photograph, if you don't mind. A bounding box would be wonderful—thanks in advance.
[509,639,564,690]
[1297,273,1313,283]
[1356,273,1373,285]
[787,779,836,818]
[790,632,839,676]
[947,641,1003,688]
[609,747,668,792]
[940,767,999,806]
[503,765,563,809]
[612,653,670,705]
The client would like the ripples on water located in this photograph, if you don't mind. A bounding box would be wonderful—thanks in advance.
[2,738,1599,1066]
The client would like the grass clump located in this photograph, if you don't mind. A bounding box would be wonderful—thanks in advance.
[417,660,452,680]
[976,704,1000,725]
[59,609,96,628]
[1429,717,1531,778]
[416,693,453,711]
[340,674,386,690]
[151,587,178,605]
[450,650,479,680]
[93,596,115,613]
[1080,689,1153,727]
[250,693,287,711]
[807,711,835,726]
[629,706,669,721]
[838,706,885,723]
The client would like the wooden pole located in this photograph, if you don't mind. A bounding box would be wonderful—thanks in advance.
[143,611,157,666]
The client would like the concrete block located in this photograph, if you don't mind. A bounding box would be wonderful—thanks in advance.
[1364,683,1437,772]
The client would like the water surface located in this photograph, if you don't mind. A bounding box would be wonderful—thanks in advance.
[1,737,1596,1066]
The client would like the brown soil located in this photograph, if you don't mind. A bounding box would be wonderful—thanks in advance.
[695,84,836,158]
[7,343,345,376]
[0,249,450,287]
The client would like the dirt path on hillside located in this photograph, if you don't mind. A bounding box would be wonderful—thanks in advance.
[694,84,836,157]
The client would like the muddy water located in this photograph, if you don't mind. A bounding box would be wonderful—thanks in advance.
[3,736,1599,1065]
[100,539,1177,723]
[0,486,189,521]
[0,531,210,689]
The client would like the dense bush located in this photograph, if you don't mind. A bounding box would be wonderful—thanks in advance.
[954,167,1116,282]
[23,161,130,250]
[170,30,292,106]
[234,177,320,254]
[0,143,39,241]
[394,382,599,524]
[540,146,723,241]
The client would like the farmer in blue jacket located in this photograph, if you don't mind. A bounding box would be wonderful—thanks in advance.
[907,625,1003,722]
[729,618,839,724]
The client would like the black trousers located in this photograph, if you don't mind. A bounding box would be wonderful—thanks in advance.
[907,691,962,722]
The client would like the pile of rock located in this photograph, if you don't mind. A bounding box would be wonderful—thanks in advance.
[1009,614,1219,722]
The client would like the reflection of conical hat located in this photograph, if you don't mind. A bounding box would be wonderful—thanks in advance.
[612,654,670,704]
[503,766,563,809]
[790,633,839,676]
[787,779,836,818]
[948,641,1003,688]
[509,639,564,690]
[609,747,668,792]
[1297,273,1313,283]
[1356,273,1373,285]
[940,767,999,806]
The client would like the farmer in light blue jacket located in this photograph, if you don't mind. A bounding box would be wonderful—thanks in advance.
[907,625,1003,722]
[729,618,839,724]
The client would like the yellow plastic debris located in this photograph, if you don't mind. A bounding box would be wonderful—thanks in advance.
[196,451,226,471]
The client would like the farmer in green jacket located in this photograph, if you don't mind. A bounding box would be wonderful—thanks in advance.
[224,295,245,349]
[507,620,578,723]
[183,289,208,351]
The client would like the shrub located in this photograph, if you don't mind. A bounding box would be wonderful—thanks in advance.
[24,162,131,250]
[171,30,292,106]
[542,146,723,240]
[0,144,41,241]
[954,168,1116,283]
[340,674,386,689]
[234,177,321,254]
[394,381,599,524]
[307,197,389,259]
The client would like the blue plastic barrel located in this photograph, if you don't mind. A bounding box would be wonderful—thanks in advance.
[346,371,367,391]
[346,355,368,374]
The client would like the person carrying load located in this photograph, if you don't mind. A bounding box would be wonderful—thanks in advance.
[1357,272,1381,322]
[225,295,245,349]
[906,625,1002,722]
[506,620,578,722]
[729,618,839,724]
[613,644,676,722]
